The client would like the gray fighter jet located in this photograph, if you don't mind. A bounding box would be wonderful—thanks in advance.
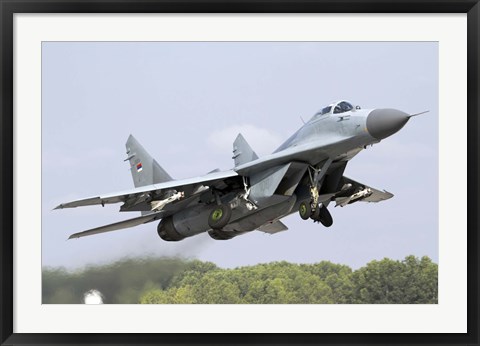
[56,100,425,241]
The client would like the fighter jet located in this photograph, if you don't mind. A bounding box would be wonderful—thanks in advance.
[55,100,424,241]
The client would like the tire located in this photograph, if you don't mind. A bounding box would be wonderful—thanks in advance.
[299,201,312,220]
[318,206,333,227]
[208,204,232,229]
[311,206,321,221]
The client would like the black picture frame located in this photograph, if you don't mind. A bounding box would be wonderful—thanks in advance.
[1,1,478,345]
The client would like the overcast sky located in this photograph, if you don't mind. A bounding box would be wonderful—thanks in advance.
[42,42,438,270]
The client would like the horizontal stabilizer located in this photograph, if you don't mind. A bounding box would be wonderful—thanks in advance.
[232,133,258,167]
[257,220,288,234]
[68,211,164,239]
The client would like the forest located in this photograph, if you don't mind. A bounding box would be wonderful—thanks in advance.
[42,255,438,304]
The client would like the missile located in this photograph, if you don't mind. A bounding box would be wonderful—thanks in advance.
[336,188,372,207]
[150,191,185,211]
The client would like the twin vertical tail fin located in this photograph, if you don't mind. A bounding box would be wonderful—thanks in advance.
[232,133,258,167]
[125,135,173,188]
[126,133,257,186]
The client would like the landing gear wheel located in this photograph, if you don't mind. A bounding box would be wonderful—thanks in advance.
[208,204,232,230]
[311,205,333,227]
[299,201,312,220]
[311,207,321,221]
[319,206,333,227]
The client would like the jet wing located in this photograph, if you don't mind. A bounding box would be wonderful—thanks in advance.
[334,176,393,207]
[68,210,165,239]
[55,170,239,210]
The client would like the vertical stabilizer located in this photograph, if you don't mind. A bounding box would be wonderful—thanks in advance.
[232,133,258,167]
[125,135,173,188]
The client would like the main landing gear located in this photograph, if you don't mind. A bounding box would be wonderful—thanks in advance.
[298,160,334,227]
[208,177,256,232]
[207,188,233,230]
[208,204,232,229]
[299,201,333,227]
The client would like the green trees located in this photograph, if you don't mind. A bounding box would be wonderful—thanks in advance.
[42,255,438,304]
[42,257,194,304]
[349,256,438,304]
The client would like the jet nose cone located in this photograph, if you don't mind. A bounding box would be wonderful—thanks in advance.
[366,108,410,140]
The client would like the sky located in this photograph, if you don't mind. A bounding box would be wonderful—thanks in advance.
[42,42,438,270]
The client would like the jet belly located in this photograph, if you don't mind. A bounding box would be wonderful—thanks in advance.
[222,194,297,235]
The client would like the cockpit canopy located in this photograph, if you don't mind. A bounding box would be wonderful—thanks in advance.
[315,100,355,116]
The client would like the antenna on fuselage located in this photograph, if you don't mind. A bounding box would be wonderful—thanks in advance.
[300,116,306,124]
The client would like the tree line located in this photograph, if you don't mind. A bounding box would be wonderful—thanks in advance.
[43,255,437,304]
